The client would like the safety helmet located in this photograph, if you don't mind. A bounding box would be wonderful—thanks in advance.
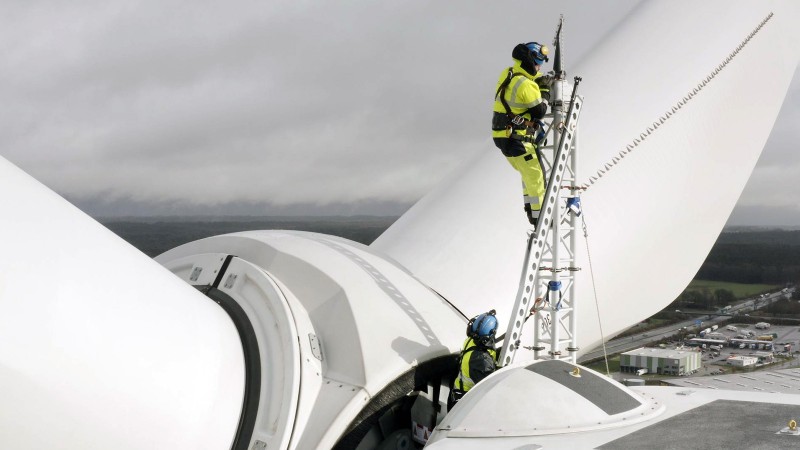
[525,42,550,65]
[467,310,498,346]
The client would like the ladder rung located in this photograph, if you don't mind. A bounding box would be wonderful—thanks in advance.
[498,93,584,367]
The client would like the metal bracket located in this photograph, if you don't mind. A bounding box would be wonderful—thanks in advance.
[223,274,238,289]
[309,333,323,361]
[189,266,202,282]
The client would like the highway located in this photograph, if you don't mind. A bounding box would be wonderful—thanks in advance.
[578,288,795,363]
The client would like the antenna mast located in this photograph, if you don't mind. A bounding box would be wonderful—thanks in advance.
[499,16,584,366]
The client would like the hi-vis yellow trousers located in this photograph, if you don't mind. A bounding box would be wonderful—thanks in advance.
[505,141,545,216]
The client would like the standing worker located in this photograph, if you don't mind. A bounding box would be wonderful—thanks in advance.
[451,310,498,405]
[491,42,554,227]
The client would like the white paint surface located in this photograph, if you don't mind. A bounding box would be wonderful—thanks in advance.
[373,0,800,358]
[0,157,245,449]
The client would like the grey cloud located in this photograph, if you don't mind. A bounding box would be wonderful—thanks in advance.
[18,0,800,224]
[728,203,800,227]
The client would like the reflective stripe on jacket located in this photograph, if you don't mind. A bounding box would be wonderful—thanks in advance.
[456,337,497,392]
[492,60,545,139]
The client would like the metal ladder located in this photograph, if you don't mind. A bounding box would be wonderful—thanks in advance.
[498,78,584,367]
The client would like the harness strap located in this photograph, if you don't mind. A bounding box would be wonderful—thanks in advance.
[495,68,541,133]
[493,112,542,131]
[495,68,525,115]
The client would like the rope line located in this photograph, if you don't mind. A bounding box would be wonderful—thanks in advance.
[580,12,774,191]
[582,213,610,376]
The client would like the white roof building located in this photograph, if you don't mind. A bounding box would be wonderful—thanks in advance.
[727,356,758,367]
[620,348,701,376]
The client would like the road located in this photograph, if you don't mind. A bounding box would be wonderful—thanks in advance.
[577,287,795,363]
[578,319,702,363]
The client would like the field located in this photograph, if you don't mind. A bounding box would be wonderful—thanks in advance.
[585,355,620,375]
[686,280,780,298]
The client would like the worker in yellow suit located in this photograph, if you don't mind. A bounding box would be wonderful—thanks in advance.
[449,310,498,407]
[491,42,554,227]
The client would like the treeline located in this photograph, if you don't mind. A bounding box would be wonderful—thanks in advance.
[102,223,800,286]
[763,297,800,317]
[696,230,800,284]
[101,216,398,257]
[672,288,737,310]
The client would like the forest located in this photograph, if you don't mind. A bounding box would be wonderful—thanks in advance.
[102,219,800,294]
[696,229,800,285]
[101,216,397,257]
[664,229,800,314]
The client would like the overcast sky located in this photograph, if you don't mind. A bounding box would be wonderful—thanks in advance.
[1,1,797,225]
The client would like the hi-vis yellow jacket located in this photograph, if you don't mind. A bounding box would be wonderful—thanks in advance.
[455,337,497,392]
[492,60,545,139]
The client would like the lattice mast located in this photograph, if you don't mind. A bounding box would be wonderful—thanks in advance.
[499,16,584,367]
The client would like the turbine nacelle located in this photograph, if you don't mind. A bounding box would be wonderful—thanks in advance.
[156,231,465,448]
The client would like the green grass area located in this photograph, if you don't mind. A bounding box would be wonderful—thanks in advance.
[585,355,620,374]
[615,318,675,338]
[687,280,780,298]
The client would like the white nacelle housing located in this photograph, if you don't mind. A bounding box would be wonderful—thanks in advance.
[156,231,466,449]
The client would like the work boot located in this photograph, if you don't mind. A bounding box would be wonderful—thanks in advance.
[524,204,538,228]
[527,213,538,228]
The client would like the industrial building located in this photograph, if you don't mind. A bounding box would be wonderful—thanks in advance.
[687,338,727,347]
[729,338,773,351]
[752,351,775,364]
[727,355,758,367]
[620,347,702,376]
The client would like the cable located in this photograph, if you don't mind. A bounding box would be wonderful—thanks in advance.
[579,12,774,191]
[582,213,610,376]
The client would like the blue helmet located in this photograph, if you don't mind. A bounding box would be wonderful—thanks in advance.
[525,42,550,65]
[468,310,498,342]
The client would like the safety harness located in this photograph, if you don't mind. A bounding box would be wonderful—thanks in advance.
[454,337,497,393]
[492,68,541,132]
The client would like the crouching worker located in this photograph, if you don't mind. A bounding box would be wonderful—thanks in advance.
[450,310,499,406]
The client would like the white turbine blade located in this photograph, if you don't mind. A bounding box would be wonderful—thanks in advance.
[372,0,800,355]
[0,156,245,449]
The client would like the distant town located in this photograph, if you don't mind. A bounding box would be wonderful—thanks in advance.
[578,284,800,391]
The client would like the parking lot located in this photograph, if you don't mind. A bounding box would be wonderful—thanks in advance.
[678,323,800,377]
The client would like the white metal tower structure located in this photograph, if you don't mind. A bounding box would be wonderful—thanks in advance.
[499,19,584,366]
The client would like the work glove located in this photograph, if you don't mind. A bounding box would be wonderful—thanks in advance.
[536,72,555,102]
[535,74,555,88]
[540,89,551,102]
